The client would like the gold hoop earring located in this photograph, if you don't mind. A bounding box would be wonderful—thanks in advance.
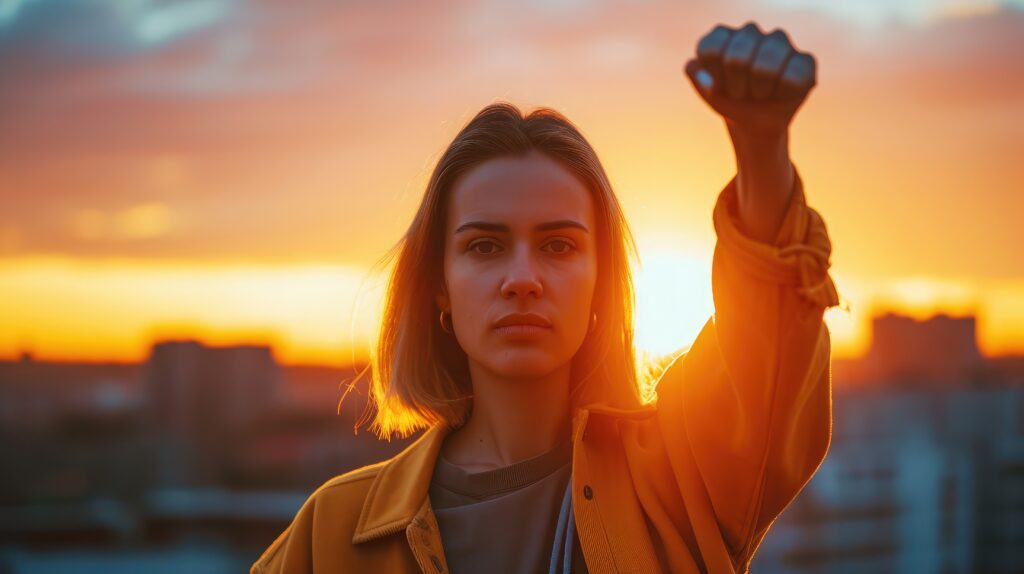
[439,310,453,334]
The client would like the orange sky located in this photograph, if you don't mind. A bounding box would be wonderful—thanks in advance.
[1,0,1022,365]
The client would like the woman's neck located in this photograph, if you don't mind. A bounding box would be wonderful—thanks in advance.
[441,361,572,472]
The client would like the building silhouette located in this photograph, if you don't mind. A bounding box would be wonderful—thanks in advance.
[146,341,281,487]
[865,313,983,382]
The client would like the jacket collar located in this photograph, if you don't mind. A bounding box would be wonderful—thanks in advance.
[351,403,654,544]
[352,422,452,543]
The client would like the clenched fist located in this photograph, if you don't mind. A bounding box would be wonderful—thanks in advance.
[684,22,816,137]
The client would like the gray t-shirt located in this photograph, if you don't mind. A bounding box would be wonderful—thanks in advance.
[429,438,588,573]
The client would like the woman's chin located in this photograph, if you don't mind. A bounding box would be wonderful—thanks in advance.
[484,351,567,380]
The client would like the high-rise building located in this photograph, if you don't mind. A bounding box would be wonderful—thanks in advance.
[145,341,281,486]
[861,314,982,382]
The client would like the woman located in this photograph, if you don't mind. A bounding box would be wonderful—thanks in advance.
[252,21,839,574]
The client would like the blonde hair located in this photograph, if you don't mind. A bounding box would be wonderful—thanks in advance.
[355,101,647,440]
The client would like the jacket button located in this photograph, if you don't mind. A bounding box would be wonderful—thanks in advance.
[583,485,593,500]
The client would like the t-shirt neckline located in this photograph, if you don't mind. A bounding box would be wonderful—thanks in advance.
[432,437,573,499]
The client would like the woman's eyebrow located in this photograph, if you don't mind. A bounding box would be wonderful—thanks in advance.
[454,220,589,234]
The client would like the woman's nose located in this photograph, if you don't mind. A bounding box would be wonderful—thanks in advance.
[500,248,543,299]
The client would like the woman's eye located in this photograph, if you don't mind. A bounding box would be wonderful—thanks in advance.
[469,240,501,255]
[544,239,575,254]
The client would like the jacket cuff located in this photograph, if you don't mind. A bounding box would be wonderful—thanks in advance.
[712,168,840,309]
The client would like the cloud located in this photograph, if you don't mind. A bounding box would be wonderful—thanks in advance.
[131,0,232,46]
[760,0,1024,27]
[69,203,173,241]
[0,0,235,53]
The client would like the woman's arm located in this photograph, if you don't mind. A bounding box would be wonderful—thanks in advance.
[655,22,839,569]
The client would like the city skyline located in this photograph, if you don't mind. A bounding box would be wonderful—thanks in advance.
[2,307,1021,572]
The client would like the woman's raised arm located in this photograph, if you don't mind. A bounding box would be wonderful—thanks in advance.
[654,22,841,570]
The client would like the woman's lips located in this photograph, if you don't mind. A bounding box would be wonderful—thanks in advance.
[494,324,552,339]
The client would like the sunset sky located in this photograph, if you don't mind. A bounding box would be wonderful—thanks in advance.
[1,0,1022,366]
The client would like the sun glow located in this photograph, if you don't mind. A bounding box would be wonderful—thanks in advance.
[632,248,713,359]
[0,257,385,366]
[2,254,1022,366]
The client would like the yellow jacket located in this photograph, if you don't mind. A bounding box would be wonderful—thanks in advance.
[251,171,840,573]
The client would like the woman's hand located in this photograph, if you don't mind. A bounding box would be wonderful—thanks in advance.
[685,22,816,138]
[684,22,817,244]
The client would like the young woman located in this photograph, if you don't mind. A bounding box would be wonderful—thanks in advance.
[252,22,839,574]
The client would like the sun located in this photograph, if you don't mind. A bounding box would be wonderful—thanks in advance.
[632,249,714,360]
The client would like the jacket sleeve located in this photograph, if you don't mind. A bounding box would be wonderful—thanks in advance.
[654,167,840,568]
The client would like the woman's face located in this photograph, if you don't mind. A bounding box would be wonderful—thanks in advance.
[437,150,598,380]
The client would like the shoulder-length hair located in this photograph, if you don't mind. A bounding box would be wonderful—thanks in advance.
[357,101,647,440]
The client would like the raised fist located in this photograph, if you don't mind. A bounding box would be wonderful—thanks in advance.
[684,22,816,137]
